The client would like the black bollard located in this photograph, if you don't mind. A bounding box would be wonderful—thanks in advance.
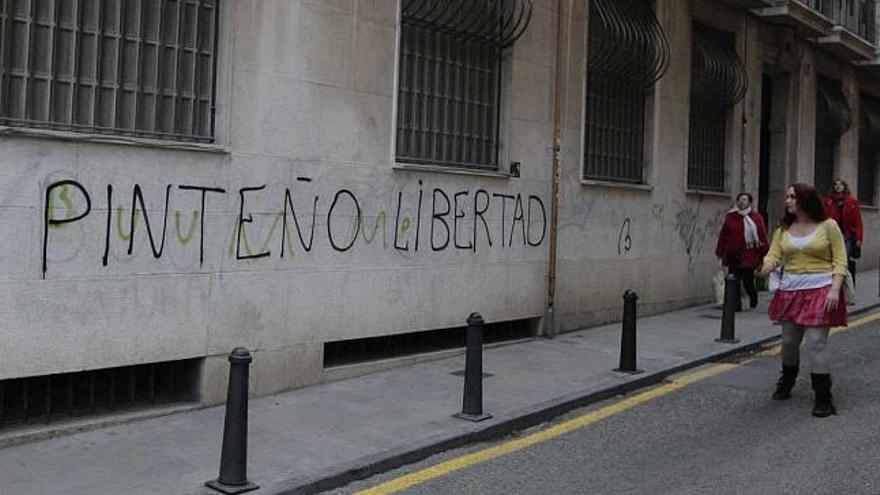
[717,274,741,344]
[453,313,492,422]
[614,290,642,374]
[206,347,259,494]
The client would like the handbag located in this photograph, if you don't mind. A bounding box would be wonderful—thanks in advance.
[712,267,726,307]
[826,222,856,301]
[843,272,856,301]
[768,267,782,293]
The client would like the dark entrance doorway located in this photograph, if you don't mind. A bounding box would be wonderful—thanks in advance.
[815,76,852,196]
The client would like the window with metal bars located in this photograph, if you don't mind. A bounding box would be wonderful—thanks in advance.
[0,359,199,430]
[583,0,670,184]
[687,100,727,192]
[0,0,218,142]
[395,0,531,171]
[583,73,647,183]
[687,23,746,192]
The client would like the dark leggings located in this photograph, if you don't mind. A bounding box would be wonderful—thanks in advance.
[781,324,830,373]
[730,267,757,303]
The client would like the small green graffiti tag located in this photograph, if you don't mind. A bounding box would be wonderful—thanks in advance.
[360,210,386,247]
[175,210,199,246]
[230,212,286,258]
[116,205,140,241]
[47,185,77,229]
[652,203,664,220]
[401,216,411,234]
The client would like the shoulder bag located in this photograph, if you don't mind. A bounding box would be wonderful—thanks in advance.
[826,221,856,301]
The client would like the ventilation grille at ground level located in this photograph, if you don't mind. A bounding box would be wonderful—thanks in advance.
[0,359,200,431]
[323,318,539,368]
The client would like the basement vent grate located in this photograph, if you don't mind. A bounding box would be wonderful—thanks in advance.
[0,359,200,431]
[323,318,539,368]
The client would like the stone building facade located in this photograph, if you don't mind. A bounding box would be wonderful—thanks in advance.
[0,0,878,424]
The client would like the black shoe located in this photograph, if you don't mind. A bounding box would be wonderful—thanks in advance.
[773,364,798,400]
[749,297,758,309]
[811,373,837,417]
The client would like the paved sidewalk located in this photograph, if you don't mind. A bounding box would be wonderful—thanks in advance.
[2,271,879,495]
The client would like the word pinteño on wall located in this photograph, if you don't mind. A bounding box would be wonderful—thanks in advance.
[41,179,548,277]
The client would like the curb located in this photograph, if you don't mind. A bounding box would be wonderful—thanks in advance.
[267,302,880,495]
[267,339,779,494]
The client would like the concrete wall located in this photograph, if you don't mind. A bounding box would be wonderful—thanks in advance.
[2,0,879,404]
[554,0,762,332]
[0,0,554,404]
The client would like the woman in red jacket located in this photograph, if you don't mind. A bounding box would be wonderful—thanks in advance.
[716,192,770,309]
[824,178,863,285]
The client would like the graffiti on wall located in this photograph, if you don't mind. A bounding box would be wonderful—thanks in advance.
[617,217,632,255]
[41,178,548,277]
[674,204,725,270]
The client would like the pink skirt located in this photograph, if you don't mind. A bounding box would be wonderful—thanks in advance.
[768,285,847,327]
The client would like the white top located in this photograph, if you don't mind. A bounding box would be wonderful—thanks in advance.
[786,229,818,248]
[778,230,832,291]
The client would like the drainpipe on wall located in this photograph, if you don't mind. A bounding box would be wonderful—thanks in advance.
[544,0,567,338]
[740,96,749,194]
[740,14,749,194]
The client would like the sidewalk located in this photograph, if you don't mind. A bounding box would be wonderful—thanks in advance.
[2,271,879,495]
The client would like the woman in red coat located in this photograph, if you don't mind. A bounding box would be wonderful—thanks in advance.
[823,178,863,285]
[716,192,770,309]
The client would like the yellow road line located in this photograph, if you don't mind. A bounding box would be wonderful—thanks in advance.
[832,308,880,335]
[355,365,735,495]
[354,309,880,495]
[737,309,880,361]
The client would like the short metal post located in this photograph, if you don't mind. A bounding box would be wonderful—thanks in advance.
[717,274,741,344]
[614,290,642,374]
[453,313,492,422]
[206,348,259,494]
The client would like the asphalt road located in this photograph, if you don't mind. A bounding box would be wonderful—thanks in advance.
[328,316,880,495]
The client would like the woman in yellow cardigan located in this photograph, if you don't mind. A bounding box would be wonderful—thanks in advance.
[759,183,848,417]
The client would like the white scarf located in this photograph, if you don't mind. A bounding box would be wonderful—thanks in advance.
[733,207,760,249]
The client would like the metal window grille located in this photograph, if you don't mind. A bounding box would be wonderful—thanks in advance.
[396,26,500,169]
[804,0,876,44]
[583,72,646,183]
[324,317,538,368]
[687,23,747,193]
[688,99,727,192]
[583,0,670,184]
[0,0,218,142]
[0,359,199,430]
[395,0,531,170]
